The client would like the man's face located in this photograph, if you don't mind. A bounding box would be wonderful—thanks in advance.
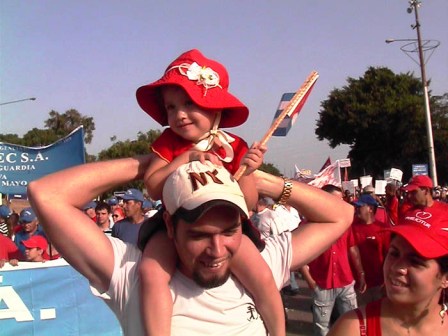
[96,209,110,225]
[356,204,371,223]
[407,187,429,206]
[21,219,38,233]
[25,247,42,262]
[166,205,243,289]
[123,200,141,217]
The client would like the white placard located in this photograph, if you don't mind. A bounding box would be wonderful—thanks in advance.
[375,180,387,195]
[389,168,403,182]
[339,159,351,168]
[360,176,373,188]
[342,181,355,194]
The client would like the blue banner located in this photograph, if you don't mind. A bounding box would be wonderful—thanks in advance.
[0,259,122,335]
[0,127,85,195]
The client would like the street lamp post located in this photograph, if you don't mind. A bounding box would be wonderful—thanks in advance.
[385,0,439,186]
[0,97,37,106]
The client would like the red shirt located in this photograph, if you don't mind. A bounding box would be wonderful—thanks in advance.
[151,128,248,175]
[0,235,22,260]
[352,220,390,288]
[308,228,356,289]
[385,196,399,226]
[400,199,448,222]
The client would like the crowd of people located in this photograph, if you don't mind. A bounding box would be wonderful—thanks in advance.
[0,191,162,268]
[2,49,447,335]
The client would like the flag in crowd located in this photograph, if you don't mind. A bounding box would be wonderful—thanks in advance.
[308,160,342,188]
[272,78,317,136]
[318,156,331,173]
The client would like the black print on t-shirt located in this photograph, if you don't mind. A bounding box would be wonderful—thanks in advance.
[246,303,260,321]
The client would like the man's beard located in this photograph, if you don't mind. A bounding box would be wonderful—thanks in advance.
[192,267,232,289]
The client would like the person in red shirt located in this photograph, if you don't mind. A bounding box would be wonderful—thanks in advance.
[402,175,448,214]
[328,204,448,336]
[83,201,97,222]
[21,235,50,262]
[384,182,399,226]
[299,185,366,336]
[0,234,21,267]
[352,194,390,306]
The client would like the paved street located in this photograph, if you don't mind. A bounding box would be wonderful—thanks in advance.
[283,278,314,336]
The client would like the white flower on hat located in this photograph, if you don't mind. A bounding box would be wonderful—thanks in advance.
[168,62,222,95]
[186,62,221,89]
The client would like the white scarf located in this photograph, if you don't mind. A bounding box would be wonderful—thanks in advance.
[193,112,235,163]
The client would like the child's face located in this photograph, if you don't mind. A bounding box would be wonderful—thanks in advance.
[162,86,220,143]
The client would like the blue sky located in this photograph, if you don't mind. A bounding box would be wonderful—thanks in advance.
[1,1,447,176]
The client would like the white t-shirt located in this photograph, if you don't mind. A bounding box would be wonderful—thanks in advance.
[251,208,285,239]
[273,205,301,232]
[92,233,292,335]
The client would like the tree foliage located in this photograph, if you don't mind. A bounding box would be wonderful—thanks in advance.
[0,109,95,149]
[259,162,281,176]
[45,109,95,144]
[315,67,448,184]
[97,130,162,193]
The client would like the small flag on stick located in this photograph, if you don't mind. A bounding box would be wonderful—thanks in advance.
[272,80,317,137]
[234,71,319,180]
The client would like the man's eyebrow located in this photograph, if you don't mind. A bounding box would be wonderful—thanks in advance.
[188,222,242,234]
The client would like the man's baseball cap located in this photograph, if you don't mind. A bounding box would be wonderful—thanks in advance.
[107,197,119,206]
[353,194,378,207]
[0,205,12,219]
[388,206,448,258]
[19,207,37,223]
[163,161,249,220]
[122,188,145,202]
[83,201,97,211]
[22,235,48,250]
[142,199,153,209]
[161,161,264,250]
[402,175,433,192]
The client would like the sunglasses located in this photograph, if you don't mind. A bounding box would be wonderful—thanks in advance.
[112,215,119,218]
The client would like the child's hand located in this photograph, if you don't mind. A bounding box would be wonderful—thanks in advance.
[188,150,223,167]
[242,142,267,175]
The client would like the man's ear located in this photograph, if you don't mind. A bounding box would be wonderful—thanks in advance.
[163,211,174,239]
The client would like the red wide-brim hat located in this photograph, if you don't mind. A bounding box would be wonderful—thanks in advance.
[136,49,249,128]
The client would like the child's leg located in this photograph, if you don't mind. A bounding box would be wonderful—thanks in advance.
[139,230,177,336]
[231,235,286,336]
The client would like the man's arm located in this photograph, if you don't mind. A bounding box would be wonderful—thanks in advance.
[348,245,366,293]
[299,265,317,290]
[254,170,354,270]
[27,155,153,292]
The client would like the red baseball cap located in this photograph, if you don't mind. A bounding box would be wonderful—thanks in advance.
[136,49,249,128]
[389,205,448,258]
[22,235,48,250]
[402,175,433,192]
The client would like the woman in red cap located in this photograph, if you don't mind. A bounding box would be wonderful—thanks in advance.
[136,49,284,335]
[329,206,448,335]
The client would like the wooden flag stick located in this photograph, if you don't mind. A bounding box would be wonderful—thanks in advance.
[234,70,319,181]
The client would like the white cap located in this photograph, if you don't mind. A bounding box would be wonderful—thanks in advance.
[162,161,249,217]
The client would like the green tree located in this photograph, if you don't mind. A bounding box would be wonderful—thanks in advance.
[1,109,95,149]
[45,109,95,144]
[259,162,281,176]
[97,129,162,193]
[315,67,448,184]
